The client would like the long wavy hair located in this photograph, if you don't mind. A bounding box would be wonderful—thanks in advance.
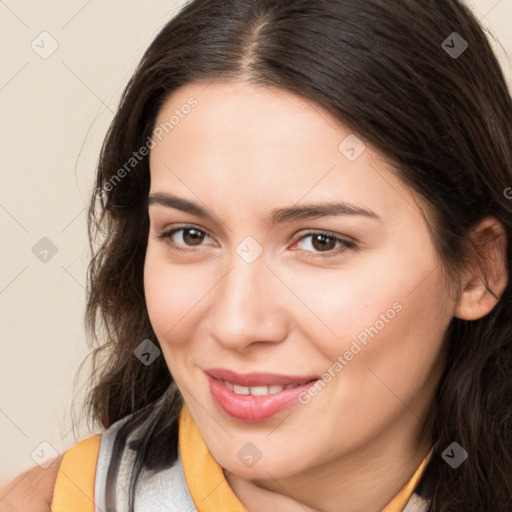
[78,0,512,510]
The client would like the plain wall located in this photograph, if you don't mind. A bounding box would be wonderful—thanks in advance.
[1,0,511,482]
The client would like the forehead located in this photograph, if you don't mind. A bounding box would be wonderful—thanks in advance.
[148,80,425,226]
[151,79,341,163]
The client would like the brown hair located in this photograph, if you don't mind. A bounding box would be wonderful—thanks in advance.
[78,0,512,510]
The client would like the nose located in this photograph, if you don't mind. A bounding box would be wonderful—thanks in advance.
[208,250,289,352]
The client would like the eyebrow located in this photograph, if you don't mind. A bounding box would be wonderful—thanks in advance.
[147,192,382,224]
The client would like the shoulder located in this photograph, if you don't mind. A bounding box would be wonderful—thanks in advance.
[0,454,63,512]
[0,417,134,512]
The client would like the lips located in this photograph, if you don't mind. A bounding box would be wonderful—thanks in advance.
[205,368,318,387]
[205,368,319,422]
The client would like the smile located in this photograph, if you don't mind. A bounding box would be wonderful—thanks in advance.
[205,369,319,422]
[219,379,312,396]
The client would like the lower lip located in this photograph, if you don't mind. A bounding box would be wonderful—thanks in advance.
[207,375,317,423]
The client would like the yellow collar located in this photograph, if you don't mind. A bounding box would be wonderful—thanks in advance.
[178,403,431,512]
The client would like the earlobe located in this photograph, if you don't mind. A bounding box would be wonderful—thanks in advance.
[454,217,508,321]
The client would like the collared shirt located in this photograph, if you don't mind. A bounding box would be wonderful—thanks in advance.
[178,403,432,512]
[51,403,432,511]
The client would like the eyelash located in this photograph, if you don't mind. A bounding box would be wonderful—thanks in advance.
[156,225,358,257]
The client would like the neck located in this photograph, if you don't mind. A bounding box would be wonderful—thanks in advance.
[224,411,432,512]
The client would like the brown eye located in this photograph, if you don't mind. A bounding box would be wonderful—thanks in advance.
[294,231,357,256]
[310,234,338,252]
[180,228,206,246]
[157,227,212,252]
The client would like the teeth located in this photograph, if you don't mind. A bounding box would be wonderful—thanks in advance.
[233,384,250,395]
[223,380,308,396]
[249,385,272,396]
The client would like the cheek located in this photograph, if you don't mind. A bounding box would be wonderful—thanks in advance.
[365,274,449,402]
[293,254,448,405]
[143,247,202,379]
[143,245,197,348]
[303,243,448,351]
[284,260,405,357]
[286,273,447,459]
[144,255,173,335]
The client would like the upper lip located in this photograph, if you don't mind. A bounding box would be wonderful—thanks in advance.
[205,368,318,387]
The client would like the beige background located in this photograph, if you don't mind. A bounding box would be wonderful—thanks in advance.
[1,0,511,482]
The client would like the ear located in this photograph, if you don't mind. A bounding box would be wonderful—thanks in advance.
[455,216,508,321]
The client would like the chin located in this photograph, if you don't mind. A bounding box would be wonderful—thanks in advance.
[222,455,302,481]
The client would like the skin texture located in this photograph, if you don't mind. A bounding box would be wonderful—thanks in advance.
[0,455,62,512]
[142,79,507,512]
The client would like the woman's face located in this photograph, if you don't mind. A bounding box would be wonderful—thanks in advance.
[144,79,454,479]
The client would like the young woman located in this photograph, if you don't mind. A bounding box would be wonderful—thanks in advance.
[2,0,511,510]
